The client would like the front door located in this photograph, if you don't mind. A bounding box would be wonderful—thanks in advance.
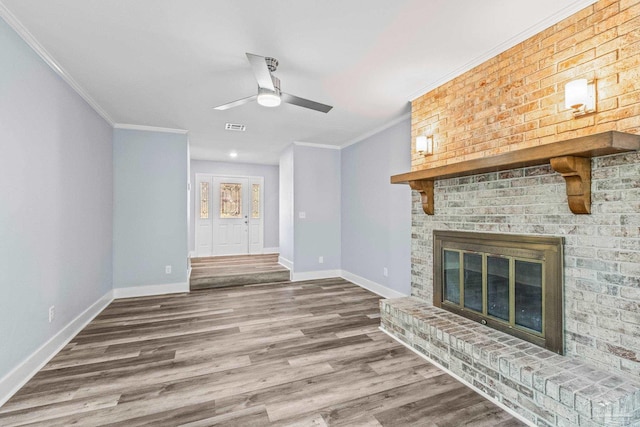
[212,177,249,256]
[195,174,264,257]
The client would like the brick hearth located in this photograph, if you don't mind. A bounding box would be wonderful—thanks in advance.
[381,297,640,427]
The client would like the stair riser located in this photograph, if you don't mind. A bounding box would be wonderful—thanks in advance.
[190,271,290,290]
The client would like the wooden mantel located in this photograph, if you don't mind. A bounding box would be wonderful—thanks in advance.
[391,131,640,215]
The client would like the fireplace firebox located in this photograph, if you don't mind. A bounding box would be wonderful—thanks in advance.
[433,231,564,354]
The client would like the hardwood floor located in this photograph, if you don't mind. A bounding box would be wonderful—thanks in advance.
[0,278,524,426]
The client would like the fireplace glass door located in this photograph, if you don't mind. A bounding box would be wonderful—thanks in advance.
[434,231,563,354]
[442,250,544,336]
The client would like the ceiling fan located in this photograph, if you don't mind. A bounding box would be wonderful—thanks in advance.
[214,53,333,113]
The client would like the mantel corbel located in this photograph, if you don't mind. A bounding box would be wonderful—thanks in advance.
[549,156,591,214]
[409,180,434,215]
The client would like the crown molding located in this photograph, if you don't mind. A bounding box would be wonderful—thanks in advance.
[114,124,189,134]
[294,111,411,152]
[408,0,599,101]
[0,1,115,126]
[293,141,341,150]
[340,112,411,149]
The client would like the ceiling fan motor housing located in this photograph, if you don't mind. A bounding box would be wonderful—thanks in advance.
[265,57,278,72]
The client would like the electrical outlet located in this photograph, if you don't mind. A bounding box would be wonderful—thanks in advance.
[383,267,388,277]
[48,306,55,323]
[298,211,306,219]
[319,256,324,264]
[165,265,172,274]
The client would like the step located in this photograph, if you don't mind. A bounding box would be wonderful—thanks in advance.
[190,269,290,290]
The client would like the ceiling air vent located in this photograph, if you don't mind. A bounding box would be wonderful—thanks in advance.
[225,123,246,132]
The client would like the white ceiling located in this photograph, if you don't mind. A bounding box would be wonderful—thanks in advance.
[1,0,595,165]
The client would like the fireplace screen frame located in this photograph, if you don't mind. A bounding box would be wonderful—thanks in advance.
[433,230,564,354]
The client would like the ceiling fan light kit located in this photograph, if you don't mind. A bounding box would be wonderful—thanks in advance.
[257,90,281,107]
[214,53,332,113]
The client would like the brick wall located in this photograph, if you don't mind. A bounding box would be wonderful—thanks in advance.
[410,153,640,378]
[410,0,640,171]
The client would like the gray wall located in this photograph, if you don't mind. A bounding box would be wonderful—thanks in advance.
[341,119,412,294]
[113,129,188,288]
[278,146,294,264]
[293,145,341,272]
[0,17,113,380]
[189,160,279,252]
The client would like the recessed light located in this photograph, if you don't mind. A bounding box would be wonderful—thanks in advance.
[229,151,238,158]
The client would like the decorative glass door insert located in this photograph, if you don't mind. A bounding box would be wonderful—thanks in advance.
[220,183,242,218]
[252,184,260,218]
[200,182,209,219]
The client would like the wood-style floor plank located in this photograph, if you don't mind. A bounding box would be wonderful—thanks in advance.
[0,278,524,426]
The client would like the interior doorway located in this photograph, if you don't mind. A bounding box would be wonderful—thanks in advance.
[195,174,264,257]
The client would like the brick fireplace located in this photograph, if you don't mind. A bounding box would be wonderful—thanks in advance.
[410,157,640,377]
[380,0,640,424]
[381,153,640,426]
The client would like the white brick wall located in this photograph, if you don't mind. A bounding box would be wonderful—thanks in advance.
[410,151,640,379]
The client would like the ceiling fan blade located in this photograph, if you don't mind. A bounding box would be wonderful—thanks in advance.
[281,93,333,113]
[246,53,275,91]
[213,95,257,110]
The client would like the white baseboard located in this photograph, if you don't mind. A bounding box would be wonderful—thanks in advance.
[378,327,535,427]
[262,247,279,254]
[291,269,342,282]
[112,282,189,299]
[340,270,407,299]
[278,256,293,270]
[0,290,114,407]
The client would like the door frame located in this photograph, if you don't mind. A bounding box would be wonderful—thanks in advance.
[195,173,265,257]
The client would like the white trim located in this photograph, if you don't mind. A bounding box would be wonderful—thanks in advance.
[187,253,192,278]
[0,2,115,125]
[293,141,341,150]
[278,256,293,270]
[291,269,342,282]
[113,124,189,134]
[189,251,197,258]
[262,247,279,254]
[340,112,411,149]
[408,0,598,101]
[378,327,535,427]
[0,290,114,407]
[112,282,189,299]
[340,270,407,299]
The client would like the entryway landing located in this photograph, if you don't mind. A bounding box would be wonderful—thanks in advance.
[190,253,290,290]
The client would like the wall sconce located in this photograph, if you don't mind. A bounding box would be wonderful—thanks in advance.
[416,135,434,156]
[565,79,596,117]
